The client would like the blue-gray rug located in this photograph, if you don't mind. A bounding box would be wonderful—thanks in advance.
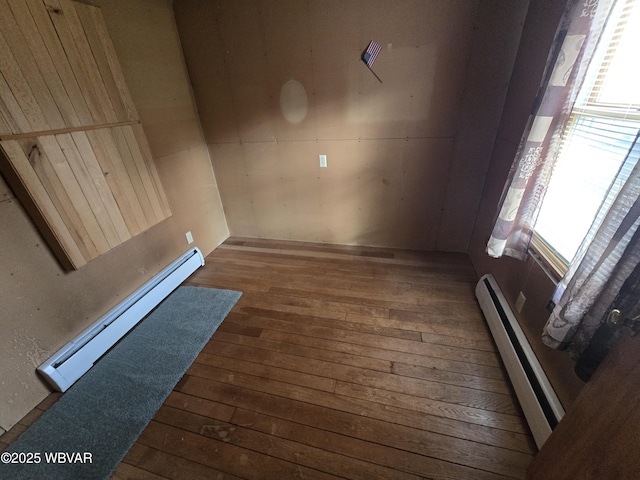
[0,286,241,480]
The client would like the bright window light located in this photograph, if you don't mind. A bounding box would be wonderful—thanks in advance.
[534,0,640,264]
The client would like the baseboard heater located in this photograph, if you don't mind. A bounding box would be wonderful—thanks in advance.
[475,274,564,449]
[37,247,205,393]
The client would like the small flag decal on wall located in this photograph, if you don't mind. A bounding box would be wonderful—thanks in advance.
[363,40,381,67]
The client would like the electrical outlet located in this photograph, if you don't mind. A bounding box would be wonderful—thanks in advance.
[185,231,194,244]
[515,291,526,313]
[319,154,327,168]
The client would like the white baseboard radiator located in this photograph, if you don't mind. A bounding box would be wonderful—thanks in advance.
[37,247,205,392]
[475,274,564,449]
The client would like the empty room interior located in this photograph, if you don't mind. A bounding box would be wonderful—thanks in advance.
[2,0,639,478]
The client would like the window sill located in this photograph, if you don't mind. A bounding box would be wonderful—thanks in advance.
[529,233,567,283]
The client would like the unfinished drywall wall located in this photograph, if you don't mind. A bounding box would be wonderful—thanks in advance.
[0,0,228,430]
[469,0,585,408]
[174,0,529,250]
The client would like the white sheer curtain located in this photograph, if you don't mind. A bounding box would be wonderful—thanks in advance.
[487,0,611,259]
[488,0,640,380]
[543,132,640,380]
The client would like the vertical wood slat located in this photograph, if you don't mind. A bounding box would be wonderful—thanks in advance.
[42,0,107,125]
[37,134,111,255]
[111,126,157,226]
[74,2,128,122]
[53,0,118,123]
[84,3,138,121]
[86,128,144,236]
[123,126,165,222]
[0,0,66,131]
[0,98,13,134]
[55,0,120,123]
[24,0,94,127]
[132,124,171,217]
[69,130,131,244]
[96,127,149,233]
[6,0,81,129]
[21,138,97,260]
[0,139,86,266]
[0,29,50,132]
[0,78,24,134]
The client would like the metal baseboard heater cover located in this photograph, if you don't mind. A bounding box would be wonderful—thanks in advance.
[37,247,205,392]
[475,274,565,449]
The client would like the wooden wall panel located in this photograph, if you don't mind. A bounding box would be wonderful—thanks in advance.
[528,335,640,479]
[210,138,453,249]
[174,0,524,250]
[0,0,138,135]
[20,0,94,127]
[261,0,316,143]
[0,125,170,267]
[74,3,131,122]
[0,8,64,131]
[0,0,171,269]
[0,28,51,133]
[7,0,81,127]
[1,139,87,266]
[306,0,361,141]
[45,0,115,125]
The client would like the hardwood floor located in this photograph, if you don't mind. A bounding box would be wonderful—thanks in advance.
[3,237,537,479]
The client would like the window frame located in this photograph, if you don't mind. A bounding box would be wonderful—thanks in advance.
[530,232,568,281]
[530,0,639,277]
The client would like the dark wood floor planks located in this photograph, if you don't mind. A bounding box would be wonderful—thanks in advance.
[124,237,536,479]
[1,237,536,479]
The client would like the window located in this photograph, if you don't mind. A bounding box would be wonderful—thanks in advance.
[532,0,640,275]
